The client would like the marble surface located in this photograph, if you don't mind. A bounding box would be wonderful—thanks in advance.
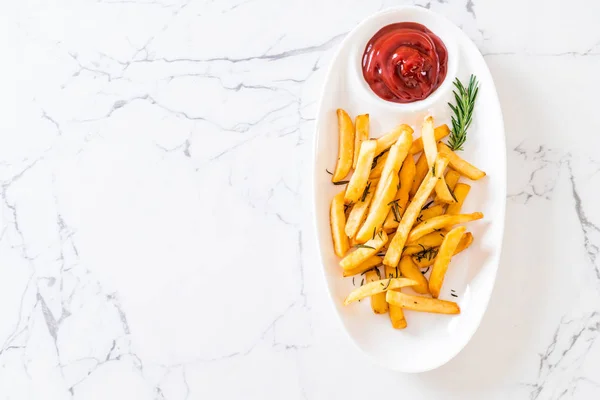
[3,0,600,398]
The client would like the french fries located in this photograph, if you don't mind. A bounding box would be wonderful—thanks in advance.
[422,116,438,167]
[446,183,471,215]
[386,291,460,314]
[360,132,411,240]
[434,178,457,204]
[365,269,388,313]
[383,154,415,230]
[345,179,377,239]
[343,256,381,277]
[399,256,429,294]
[412,232,473,268]
[384,154,450,267]
[353,114,369,169]
[409,124,450,154]
[417,204,445,222]
[356,173,399,243]
[381,232,395,251]
[375,124,413,156]
[340,231,388,271]
[385,265,407,329]
[407,212,483,243]
[429,226,466,298]
[421,116,455,204]
[330,190,349,257]
[444,170,461,193]
[410,153,429,197]
[332,109,354,182]
[327,110,487,329]
[343,277,417,305]
[344,140,377,204]
[438,143,486,180]
[434,169,460,205]
[375,130,412,186]
[369,151,388,179]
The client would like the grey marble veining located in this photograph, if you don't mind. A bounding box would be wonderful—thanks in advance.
[2,0,600,398]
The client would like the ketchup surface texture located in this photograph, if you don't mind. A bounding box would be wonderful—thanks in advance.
[362,22,448,103]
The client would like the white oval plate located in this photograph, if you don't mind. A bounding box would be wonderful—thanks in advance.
[312,6,506,372]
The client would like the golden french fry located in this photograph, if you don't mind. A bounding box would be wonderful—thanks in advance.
[369,151,388,179]
[438,143,486,180]
[434,178,457,204]
[385,265,407,329]
[340,231,388,270]
[383,154,415,230]
[434,170,460,204]
[384,154,450,267]
[376,130,412,188]
[408,212,483,243]
[330,190,349,257]
[420,116,455,204]
[445,170,461,192]
[389,302,407,329]
[375,124,414,156]
[356,173,399,243]
[446,183,471,215]
[365,269,388,314]
[332,109,354,182]
[409,124,450,154]
[399,256,429,294]
[343,277,417,305]
[353,114,369,169]
[410,153,429,197]
[344,140,377,204]
[386,291,460,314]
[345,179,377,239]
[429,226,466,298]
[417,204,445,223]
[343,256,381,277]
[403,230,447,254]
[399,152,417,189]
[412,232,473,268]
[381,232,395,251]
[422,116,437,167]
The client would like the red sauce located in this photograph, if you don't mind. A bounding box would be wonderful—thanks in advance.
[362,22,448,103]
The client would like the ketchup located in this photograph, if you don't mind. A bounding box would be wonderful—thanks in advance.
[362,22,448,103]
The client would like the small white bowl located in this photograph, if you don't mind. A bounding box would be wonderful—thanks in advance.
[348,7,460,122]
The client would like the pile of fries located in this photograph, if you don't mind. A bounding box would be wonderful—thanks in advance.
[329,109,486,329]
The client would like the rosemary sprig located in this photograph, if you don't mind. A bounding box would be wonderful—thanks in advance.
[355,244,375,249]
[388,199,402,222]
[414,247,438,262]
[382,277,393,290]
[371,149,389,169]
[447,75,479,151]
[361,181,372,202]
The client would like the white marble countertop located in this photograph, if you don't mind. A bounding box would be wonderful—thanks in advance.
[3,0,600,398]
